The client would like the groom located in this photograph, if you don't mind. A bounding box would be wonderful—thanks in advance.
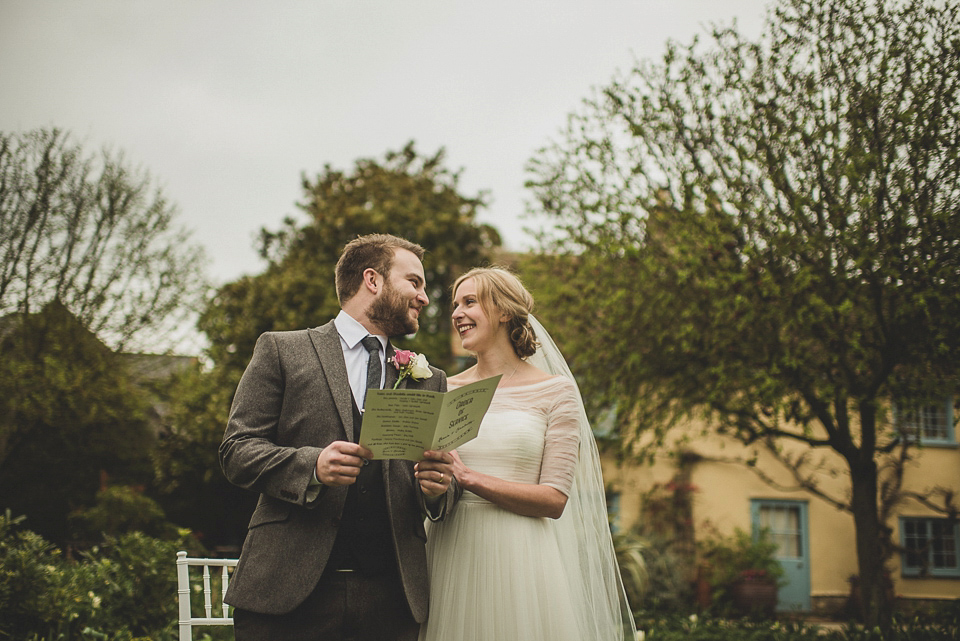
[220,234,457,641]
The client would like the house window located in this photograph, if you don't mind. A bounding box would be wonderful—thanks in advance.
[756,502,803,557]
[895,397,956,446]
[592,403,618,440]
[606,491,622,534]
[900,517,960,578]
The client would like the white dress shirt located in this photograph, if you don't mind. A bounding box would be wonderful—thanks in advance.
[335,309,387,409]
[308,311,387,496]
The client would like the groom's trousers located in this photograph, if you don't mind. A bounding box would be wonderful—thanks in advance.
[233,566,418,641]
[233,413,419,641]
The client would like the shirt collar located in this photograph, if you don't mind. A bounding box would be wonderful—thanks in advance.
[335,309,387,351]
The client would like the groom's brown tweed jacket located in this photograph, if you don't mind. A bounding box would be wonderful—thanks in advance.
[219,319,454,619]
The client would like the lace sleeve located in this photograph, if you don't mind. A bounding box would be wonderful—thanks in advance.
[538,378,581,496]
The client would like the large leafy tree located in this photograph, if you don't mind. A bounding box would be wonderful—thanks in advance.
[0,128,208,352]
[0,129,206,544]
[203,141,500,375]
[0,301,155,545]
[154,142,500,546]
[525,0,960,628]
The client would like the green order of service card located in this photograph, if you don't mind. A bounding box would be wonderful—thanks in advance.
[359,375,502,460]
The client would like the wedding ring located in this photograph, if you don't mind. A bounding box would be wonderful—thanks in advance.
[439,473,444,483]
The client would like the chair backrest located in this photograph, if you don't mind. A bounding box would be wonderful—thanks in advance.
[176,550,238,641]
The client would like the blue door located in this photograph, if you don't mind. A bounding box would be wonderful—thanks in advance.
[751,499,811,612]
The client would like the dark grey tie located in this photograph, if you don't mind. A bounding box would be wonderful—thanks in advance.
[360,336,382,408]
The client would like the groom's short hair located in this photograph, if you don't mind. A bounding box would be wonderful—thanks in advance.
[335,234,425,304]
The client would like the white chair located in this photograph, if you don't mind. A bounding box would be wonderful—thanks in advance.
[176,551,238,640]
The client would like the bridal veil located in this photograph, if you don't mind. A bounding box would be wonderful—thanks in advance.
[527,315,638,640]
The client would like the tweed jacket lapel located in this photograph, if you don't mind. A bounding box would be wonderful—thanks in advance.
[308,321,356,441]
[383,343,400,391]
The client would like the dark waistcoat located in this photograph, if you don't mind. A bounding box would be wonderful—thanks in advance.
[327,401,395,575]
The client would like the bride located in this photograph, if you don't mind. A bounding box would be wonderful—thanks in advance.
[418,267,636,641]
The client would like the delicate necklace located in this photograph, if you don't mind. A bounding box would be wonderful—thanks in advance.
[500,361,521,387]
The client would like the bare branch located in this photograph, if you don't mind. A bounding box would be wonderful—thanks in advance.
[0,129,208,352]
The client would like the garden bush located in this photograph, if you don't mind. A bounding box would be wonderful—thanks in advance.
[635,612,959,640]
[0,512,72,637]
[0,510,207,640]
[69,486,180,543]
[697,526,785,617]
[626,531,696,616]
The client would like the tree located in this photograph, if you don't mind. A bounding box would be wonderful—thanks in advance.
[0,301,155,545]
[150,362,256,549]
[155,142,500,547]
[201,141,499,375]
[0,128,208,353]
[525,0,960,629]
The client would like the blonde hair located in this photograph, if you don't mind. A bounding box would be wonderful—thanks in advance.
[453,266,539,358]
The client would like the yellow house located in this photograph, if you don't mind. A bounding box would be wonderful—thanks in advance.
[446,255,959,614]
[602,395,960,615]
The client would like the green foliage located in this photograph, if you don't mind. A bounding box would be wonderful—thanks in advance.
[621,531,696,617]
[202,141,500,376]
[698,527,786,609]
[160,143,500,548]
[0,510,206,641]
[635,614,958,640]
[68,486,180,543]
[525,0,960,629]
[0,511,67,637]
[0,302,155,546]
[613,529,650,610]
[638,616,823,640]
[613,479,699,617]
[0,127,208,353]
[74,532,185,638]
[150,362,255,549]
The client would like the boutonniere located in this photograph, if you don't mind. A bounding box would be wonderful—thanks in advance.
[390,349,433,389]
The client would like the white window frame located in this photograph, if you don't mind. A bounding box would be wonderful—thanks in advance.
[894,396,956,446]
[606,490,622,534]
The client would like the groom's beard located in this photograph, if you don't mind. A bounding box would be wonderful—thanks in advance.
[368,282,419,337]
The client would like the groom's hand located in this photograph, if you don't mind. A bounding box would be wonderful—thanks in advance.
[415,450,455,497]
[316,441,374,486]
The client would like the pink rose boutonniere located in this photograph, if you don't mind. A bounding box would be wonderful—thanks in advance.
[390,349,433,389]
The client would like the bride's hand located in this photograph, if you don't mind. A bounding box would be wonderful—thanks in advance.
[416,450,455,497]
[447,450,472,489]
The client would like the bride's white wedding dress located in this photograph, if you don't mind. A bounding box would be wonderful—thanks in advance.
[419,377,586,641]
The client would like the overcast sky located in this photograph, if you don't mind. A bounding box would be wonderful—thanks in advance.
[1,1,767,286]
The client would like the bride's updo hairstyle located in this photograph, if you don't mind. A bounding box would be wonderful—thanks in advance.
[453,266,539,359]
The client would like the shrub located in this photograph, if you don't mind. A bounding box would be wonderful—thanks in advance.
[635,613,958,640]
[0,510,205,640]
[614,529,650,609]
[69,485,180,543]
[0,511,80,638]
[616,477,699,617]
[626,532,696,616]
[697,526,785,616]
[73,532,189,638]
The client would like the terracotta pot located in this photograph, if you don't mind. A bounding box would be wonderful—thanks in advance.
[695,564,712,610]
[731,578,778,617]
